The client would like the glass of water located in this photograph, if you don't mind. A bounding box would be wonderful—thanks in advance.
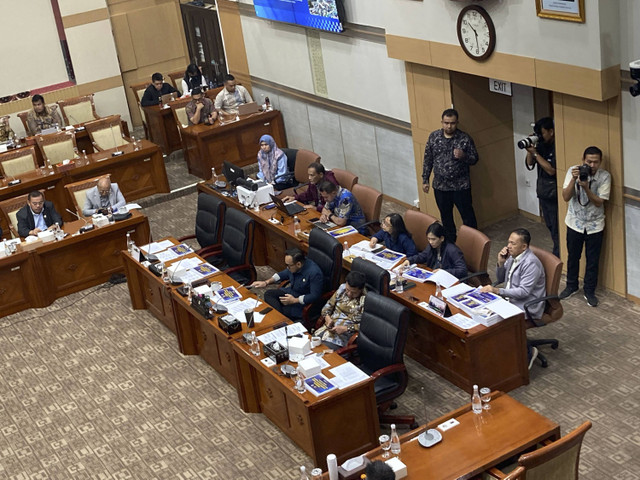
[379,434,391,459]
[480,387,491,410]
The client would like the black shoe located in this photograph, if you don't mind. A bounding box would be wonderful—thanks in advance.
[584,292,599,307]
[559,286,578,300]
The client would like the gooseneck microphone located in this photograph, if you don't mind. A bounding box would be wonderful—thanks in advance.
[65,208,95,233]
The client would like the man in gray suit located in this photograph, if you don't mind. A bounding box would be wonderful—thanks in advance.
[82,177,126,216]
[481,228,546,368]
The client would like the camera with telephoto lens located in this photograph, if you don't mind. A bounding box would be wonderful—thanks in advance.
[517,135,540,150]
[578,164,591,182]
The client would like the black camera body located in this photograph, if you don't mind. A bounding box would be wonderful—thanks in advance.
[578,164,591,182]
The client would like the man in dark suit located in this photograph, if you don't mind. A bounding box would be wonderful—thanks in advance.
[16,191,63,238]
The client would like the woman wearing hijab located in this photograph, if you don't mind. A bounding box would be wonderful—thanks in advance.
[256,134,295,190]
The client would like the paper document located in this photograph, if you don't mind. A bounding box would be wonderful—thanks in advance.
[226,298,262,322]
[155,249,179,262]
[328,225,358,238]
[487,299,523,319]
[446,313,481,330]
[257,322,308,345]
[140,240,174,253]
[124,203,142,210]
[442,283,474,299]
[328,363,369,389]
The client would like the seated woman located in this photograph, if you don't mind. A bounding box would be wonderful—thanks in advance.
[256,134,295,190]
[315,271,367,349]
[402,222,467,279]
[369,213,417,256]
[181,64,208,97]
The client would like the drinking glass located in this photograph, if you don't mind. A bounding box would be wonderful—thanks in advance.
[480,387,491,410]
[379,434,391,459]
[310,468,323,480]
[295,368,306,393]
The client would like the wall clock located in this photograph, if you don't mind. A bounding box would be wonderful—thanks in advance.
[456,5,496,61]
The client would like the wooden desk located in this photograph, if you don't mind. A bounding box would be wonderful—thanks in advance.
[321,392,560,480]
[197,182,529,393]
[182,109,286,180]
[142,88,221,155]
[0,139,169,231]
[0,210,149,318]
[121,239,380,468]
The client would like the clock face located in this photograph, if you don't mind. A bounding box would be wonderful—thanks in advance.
[457,5,496,61]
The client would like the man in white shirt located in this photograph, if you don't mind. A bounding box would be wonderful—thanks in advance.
[559,146,611,307]
[214,74,253,116]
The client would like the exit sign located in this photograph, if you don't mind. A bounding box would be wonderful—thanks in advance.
[489,78,512,96]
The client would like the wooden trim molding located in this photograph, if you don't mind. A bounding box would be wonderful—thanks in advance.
[62,8,110,29]
[250,76,411,134]
[386,34,620,102]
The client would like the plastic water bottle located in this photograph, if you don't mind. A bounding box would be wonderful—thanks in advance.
[343,241,350,256]
[187,282,194,303]
[294,216,301,236]
[299,466,310,480]
[265,96,271,110]
[250,331,260,356]
[435,281,443,300]
[126,232,133,254]
[211,167,217,183]
[472,384,482,414]
[390,423,401,455]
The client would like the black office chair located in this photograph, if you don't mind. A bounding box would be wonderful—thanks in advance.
[351,257,390,296]
[282,148,298,177]
[302,228,343,329]
[178,193,226,252]
[200,208,256,285]
[337,292,415,428]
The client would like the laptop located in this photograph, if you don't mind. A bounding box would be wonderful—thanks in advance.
[269,194,305,216]
[237,102,259,116]
[223,160,245,186]
[161,93,177,105]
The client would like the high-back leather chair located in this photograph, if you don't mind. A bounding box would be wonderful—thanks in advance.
[0,146,39,178]
[85,115,130,151]
[57,94,99,125]
[332,168,358,191]
[339,292,414,427]
[524,246,564,368]
[279,149,321,198]
[200,208,256,285]
[304,227,343,328]
[178,193,226,252]
[404,209,438,252]
[36,130,78,165]
[352,183,382,234]
[351,257,390,296]
[64,174,110,216]
[456,225,491,286]
[486,421,591,480]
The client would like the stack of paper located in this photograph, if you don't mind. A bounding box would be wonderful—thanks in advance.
[328,362,370,390]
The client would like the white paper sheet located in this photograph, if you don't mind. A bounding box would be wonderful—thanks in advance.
[445,313,481,330]
[442,282,474,299]
[487,298,523,319]
[140,240,174,253]
[257,322,308,345]
[328,362,370,389]
[124,203,142,210]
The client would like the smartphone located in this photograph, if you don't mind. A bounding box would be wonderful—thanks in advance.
[308,217,320,222]
[264,203,276,210]
[259,306,273,315]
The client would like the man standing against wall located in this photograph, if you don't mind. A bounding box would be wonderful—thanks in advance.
[559,146,611,307]
[525,117,559,257]
[422,108,479,243]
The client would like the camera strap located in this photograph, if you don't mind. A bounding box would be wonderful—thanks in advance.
[576,178,593,206]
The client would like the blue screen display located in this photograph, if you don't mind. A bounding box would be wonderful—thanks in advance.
[254,0,344,33]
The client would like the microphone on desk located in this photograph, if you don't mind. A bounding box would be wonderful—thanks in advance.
[6,172,21,186]
[168,255,188,286]
[141,229,159,263]
[68,114,84,131]
[65,208,95,233]
[110,123,124,156]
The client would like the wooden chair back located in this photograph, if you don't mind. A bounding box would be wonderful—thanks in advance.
[456,225,491,283]
[0,146,39,178]
[352,183,382,224]
[167,70,185,95]
[404,209,438,251]
[0,190,44,238]
[170,98,193,129]
[84,115,129,151]
[64,174,110,216]
[332,168,358,191]
[529,245,564,326]
[517,421,592,480]
[36,131,78,165]
[57,94,99,125]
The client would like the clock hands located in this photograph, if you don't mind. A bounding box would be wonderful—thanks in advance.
[468,22,480,51]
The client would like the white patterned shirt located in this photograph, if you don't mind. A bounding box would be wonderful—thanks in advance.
[563,166,611,234]
[214,85,253,114]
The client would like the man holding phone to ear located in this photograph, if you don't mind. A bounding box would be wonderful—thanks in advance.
[185,87,217,126]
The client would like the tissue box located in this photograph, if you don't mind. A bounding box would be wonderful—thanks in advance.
[37,230,55,243]
[92,214,109,227]
[385,457,407,479]
[297,356,321,378]
[288,336,311,357]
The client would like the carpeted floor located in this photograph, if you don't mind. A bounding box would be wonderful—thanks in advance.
[0,150,638,479]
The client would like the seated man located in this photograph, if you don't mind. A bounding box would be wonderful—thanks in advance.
[480,228,546,368]
[140,73,177,107]
[82,176,126,216]
[26,95,64,134]
[214,74,253,116]
[316,271,367,349]
[0,116,15,143]
[17,191,63,238]
[282,162,338,212]
[185,87,217,126]
[318,180,366,233]
[250,248,323,322]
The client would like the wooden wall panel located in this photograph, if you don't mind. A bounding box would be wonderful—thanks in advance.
[217,0,251,91]
[553,93,625,295]
[110,14,137,72]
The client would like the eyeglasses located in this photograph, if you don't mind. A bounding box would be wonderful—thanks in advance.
[285,262,296,269]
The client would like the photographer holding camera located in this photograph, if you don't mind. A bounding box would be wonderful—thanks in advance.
[559,146,611,307]
[523,117,559,257]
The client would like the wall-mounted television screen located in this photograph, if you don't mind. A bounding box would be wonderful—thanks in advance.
[254,0,345,33]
